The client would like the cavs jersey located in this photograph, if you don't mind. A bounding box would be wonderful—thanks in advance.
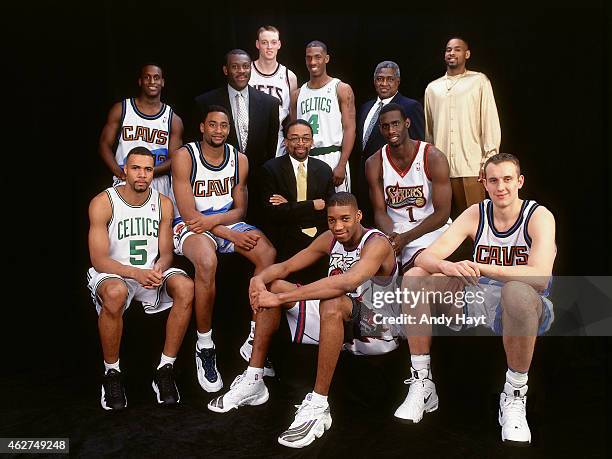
[170,142,239,226]
[115,98,174,195]
[106,186,161,269]
[473,199,540,266]
[328,228,399,355]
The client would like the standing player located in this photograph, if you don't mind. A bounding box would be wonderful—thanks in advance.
[293,41,356,192]
[249,25,298,157]
[87,147,194,410]
[400,153,556,445]
[99,63,184,196]
[207,192,400,449]
[171,105,276,393]
[366,103,452,272]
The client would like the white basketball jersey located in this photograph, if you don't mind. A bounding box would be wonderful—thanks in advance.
[106,186,161,269]
[115,98,173,168]
[249,62,291,126]
[170,142,239,225]
[473,199,540,266]
[297,78,343,149]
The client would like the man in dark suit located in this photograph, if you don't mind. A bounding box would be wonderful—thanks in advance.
[259,119,334,283]
[355,61,425,225]
[194,49,280,224]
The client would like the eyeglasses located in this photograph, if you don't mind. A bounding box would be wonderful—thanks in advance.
[287,136,313,144]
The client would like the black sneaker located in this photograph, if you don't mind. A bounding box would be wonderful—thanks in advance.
[152,363,180,405]
[195,345,223,392]
[101,369,127,411]
[264,357,276,378]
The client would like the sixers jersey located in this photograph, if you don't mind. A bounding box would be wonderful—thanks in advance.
[106,186,161,269]
[170,142,239,225]
[297,78,343,149]
[115,98,173,168]
[250,62,291,127]
[473,199,540,266]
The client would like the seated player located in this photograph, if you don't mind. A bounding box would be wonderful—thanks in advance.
[399,153,556,445]
[87,147,194,410]
[207,192,399,449]
[170,105,276,393]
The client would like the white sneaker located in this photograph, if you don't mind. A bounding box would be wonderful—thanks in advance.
[499,382,531,445]
[208,371,269,413]
[394,367,438,423]
[277,393,333,448]
[239,333,276,378]
[195,344,223,393]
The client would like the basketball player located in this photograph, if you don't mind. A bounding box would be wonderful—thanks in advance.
[170,105,276,393]
[398,153,556,445]
[293,41,356,192]
[366,103,452,273]
[207,192,399,449]
[87,147,194,410]
[99,63,184,196]
[249,25,298,157]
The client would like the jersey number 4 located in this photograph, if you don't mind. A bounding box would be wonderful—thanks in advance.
[307,114,320,134]
[130,240,148,266]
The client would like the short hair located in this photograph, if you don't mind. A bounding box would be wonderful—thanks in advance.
[139,62,163,78]
[125,146,155,164]
[202,104,230,122]
[224,49,251,66]
[306,40,328,54]
[327,192,358,209]
[380,102,408,120]
[483,153,521,177]
[446,35,470,49]
[284,119,313,138]
[257,25,280,39]
[374,61,400,79]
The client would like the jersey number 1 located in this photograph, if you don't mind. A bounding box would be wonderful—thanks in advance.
[407,207,416,223]
[130,240,148,265]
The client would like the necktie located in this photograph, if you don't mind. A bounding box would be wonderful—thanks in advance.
[363,101,383,148]
[235,93,249,151]
[297,163,317,237]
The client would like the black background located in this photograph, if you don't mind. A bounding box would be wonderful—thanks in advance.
[3,0,611,457]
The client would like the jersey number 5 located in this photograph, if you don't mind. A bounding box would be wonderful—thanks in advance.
[130,240,148,265]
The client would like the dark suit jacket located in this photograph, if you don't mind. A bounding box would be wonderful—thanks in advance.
[260,155,334,263]
[355,92,425,225]
[195,85,280,225]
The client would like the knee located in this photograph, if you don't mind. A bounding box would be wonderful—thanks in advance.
[254,237,276,265]
[319,297,347,323]
[269,279,285,293]
[402,267,430,289]
[193,255,217,279]
[169,276,194,310]
[501,281,539,319]
[100,284,128,316]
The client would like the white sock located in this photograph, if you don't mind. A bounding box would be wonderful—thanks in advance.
[249,321,256,338]
[411,354,431,378]
[104,359,120,373]
[506,368,528,389]
[246,365,264,381]
[309,391,328,406]
[197,330,214,349]
[157,353,176,370]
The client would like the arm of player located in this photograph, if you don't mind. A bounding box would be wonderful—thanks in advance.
[334,82,356,186]
[366,150,395,235]
[477,207,556,292]
[394,147,452,249]
[88,192,162,287]
[290,87,300,122]
[154,112,184,178]
[98,102,125,180]
[256,236,391,308]
[153,195,175,274]
[414,204,481,284]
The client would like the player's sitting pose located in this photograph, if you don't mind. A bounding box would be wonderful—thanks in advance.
[399,153,556,445]
[208,192,400,449]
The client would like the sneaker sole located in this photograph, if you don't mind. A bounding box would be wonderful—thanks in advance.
[277,415,332,448]
[152,381,180,405]
[208,387,270,413]
[100,386,126,411]
[394,399,439,424]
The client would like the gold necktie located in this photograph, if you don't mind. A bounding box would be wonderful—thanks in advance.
[297,163,317,237]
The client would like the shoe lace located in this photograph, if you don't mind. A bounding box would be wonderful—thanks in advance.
[503,393,527,423]
[157,365,175,393]
[200,348,217,378]
[105,371,123,399]
[292,399,325,424]
[229,372,246,390]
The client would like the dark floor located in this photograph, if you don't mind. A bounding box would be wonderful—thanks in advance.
[2,255,610,458]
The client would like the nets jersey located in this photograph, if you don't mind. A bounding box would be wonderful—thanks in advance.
[106,186,161,269]
[115,98,173,168]
[170,142,239,226]
[249,62,291,126]
[297,78,343,149]
[473,199,542,267]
